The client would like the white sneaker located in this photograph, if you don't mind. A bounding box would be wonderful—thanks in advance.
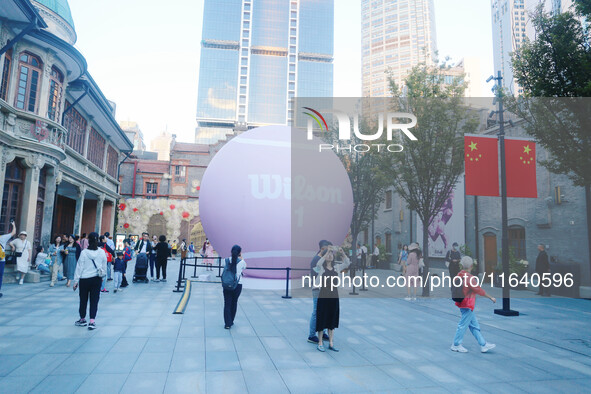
[481,343,496,353]
[19,277,24,285]
[412,297,417,301]
[450,344,468,353]
[404,296,411,301]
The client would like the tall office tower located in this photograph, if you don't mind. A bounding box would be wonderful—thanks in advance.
[195,0,334,144]
[361,0,437,97]
[548,0,574,14]
[491,0,536,95]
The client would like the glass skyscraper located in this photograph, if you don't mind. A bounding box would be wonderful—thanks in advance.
[196,0,334,143]
[361,0,437,97]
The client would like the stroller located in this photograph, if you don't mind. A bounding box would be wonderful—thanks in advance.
[132,253,150,283]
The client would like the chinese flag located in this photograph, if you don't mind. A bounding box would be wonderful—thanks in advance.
[464,135,499,196]
[505,138,537,198]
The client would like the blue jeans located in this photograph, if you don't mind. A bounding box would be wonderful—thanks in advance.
[453,308,486,347]
[309,288,327,338]
[149,253,156,277]
[0,260,5,291]
[107,261,112,280]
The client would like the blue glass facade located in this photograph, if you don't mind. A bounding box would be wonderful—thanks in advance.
[248,54,288,124]
[196,48,239,121]
[251,0,289,48]
[298,0,334,55]
[195,0,334,142]
[201,0,242,41]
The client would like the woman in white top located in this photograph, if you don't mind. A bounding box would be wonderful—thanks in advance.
[223,244,247,329]
[73,232,107,330]
[9,231,32,285]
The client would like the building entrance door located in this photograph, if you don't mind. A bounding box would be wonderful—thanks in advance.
[147,214,166,239]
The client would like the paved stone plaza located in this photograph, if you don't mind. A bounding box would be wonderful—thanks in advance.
[1,259,590,394]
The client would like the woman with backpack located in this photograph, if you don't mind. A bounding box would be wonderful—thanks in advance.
[73,232,107,330]
[222,245,246,329]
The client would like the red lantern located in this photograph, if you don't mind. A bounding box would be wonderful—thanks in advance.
[133,208,138,212]
[196,186,201,191]
[159,211,164,215]
[119,203,126,211]
[123,223,130,229]
[170,204,176,210]
[182,211,190,219]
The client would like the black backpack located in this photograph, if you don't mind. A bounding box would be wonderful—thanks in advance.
[221,258,239,291]
[451,274,465,303]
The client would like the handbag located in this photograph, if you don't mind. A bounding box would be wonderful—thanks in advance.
[418,258,425,269]
[14,240,27,257]
[91,258,106,278]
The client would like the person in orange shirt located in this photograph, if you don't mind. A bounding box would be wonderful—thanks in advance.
[451,256,497,353]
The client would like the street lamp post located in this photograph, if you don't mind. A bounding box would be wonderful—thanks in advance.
[490,71,519,316]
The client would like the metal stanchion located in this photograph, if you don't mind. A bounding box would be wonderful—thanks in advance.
[191,257,198,278]
[173,257,184,293]
[349,267,359,295]
[359,262,368,291]
[282,267,292,299]
[217,257,222,278]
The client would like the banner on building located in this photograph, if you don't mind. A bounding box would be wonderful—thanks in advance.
[417,178,465,259]
[505,137,537,198]
[464,134,500,196]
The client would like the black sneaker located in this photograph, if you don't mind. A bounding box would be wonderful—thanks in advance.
[88,322,96,330]
[161,279,167,282]
[322,333,329,340]
[307,336,319,343]
[75,319,87,326]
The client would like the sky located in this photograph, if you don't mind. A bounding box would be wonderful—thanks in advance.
[68,0,494,145]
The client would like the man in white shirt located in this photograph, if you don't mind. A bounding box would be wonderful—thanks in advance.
[0,220,17,297]
[372,245,379,268]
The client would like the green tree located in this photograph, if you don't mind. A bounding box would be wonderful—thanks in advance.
[509,4,591,279]
[383,63,478,296]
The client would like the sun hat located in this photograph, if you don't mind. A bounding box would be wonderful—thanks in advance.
[408,243,419,251]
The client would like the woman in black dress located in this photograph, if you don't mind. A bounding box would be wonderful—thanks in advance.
[315,246,351,352]
[154,235,170,281]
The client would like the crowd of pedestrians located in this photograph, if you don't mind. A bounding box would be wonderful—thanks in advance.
[0,218,556,353]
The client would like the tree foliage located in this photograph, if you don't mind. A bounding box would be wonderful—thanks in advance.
[384,64,477,237]
[321,120,391,266]
[509,4,591,186]
[381,63,478,294]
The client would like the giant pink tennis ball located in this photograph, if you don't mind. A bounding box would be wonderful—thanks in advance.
[199,125,353,279]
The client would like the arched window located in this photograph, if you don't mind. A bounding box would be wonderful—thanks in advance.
[0,49,12,101]
[508,225,526,260]
[0,160,25,234]
[15,52,42,113]
[47,66,64,121]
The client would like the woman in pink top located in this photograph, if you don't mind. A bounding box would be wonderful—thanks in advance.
[201,239,215,271]
[404,243,421,300]
[79,233,89,250]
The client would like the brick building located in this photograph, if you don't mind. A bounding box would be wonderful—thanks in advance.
[118,134,229,244]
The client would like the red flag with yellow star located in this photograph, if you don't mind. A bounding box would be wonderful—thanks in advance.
[464,135,499,196]
[505,138,537,198]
